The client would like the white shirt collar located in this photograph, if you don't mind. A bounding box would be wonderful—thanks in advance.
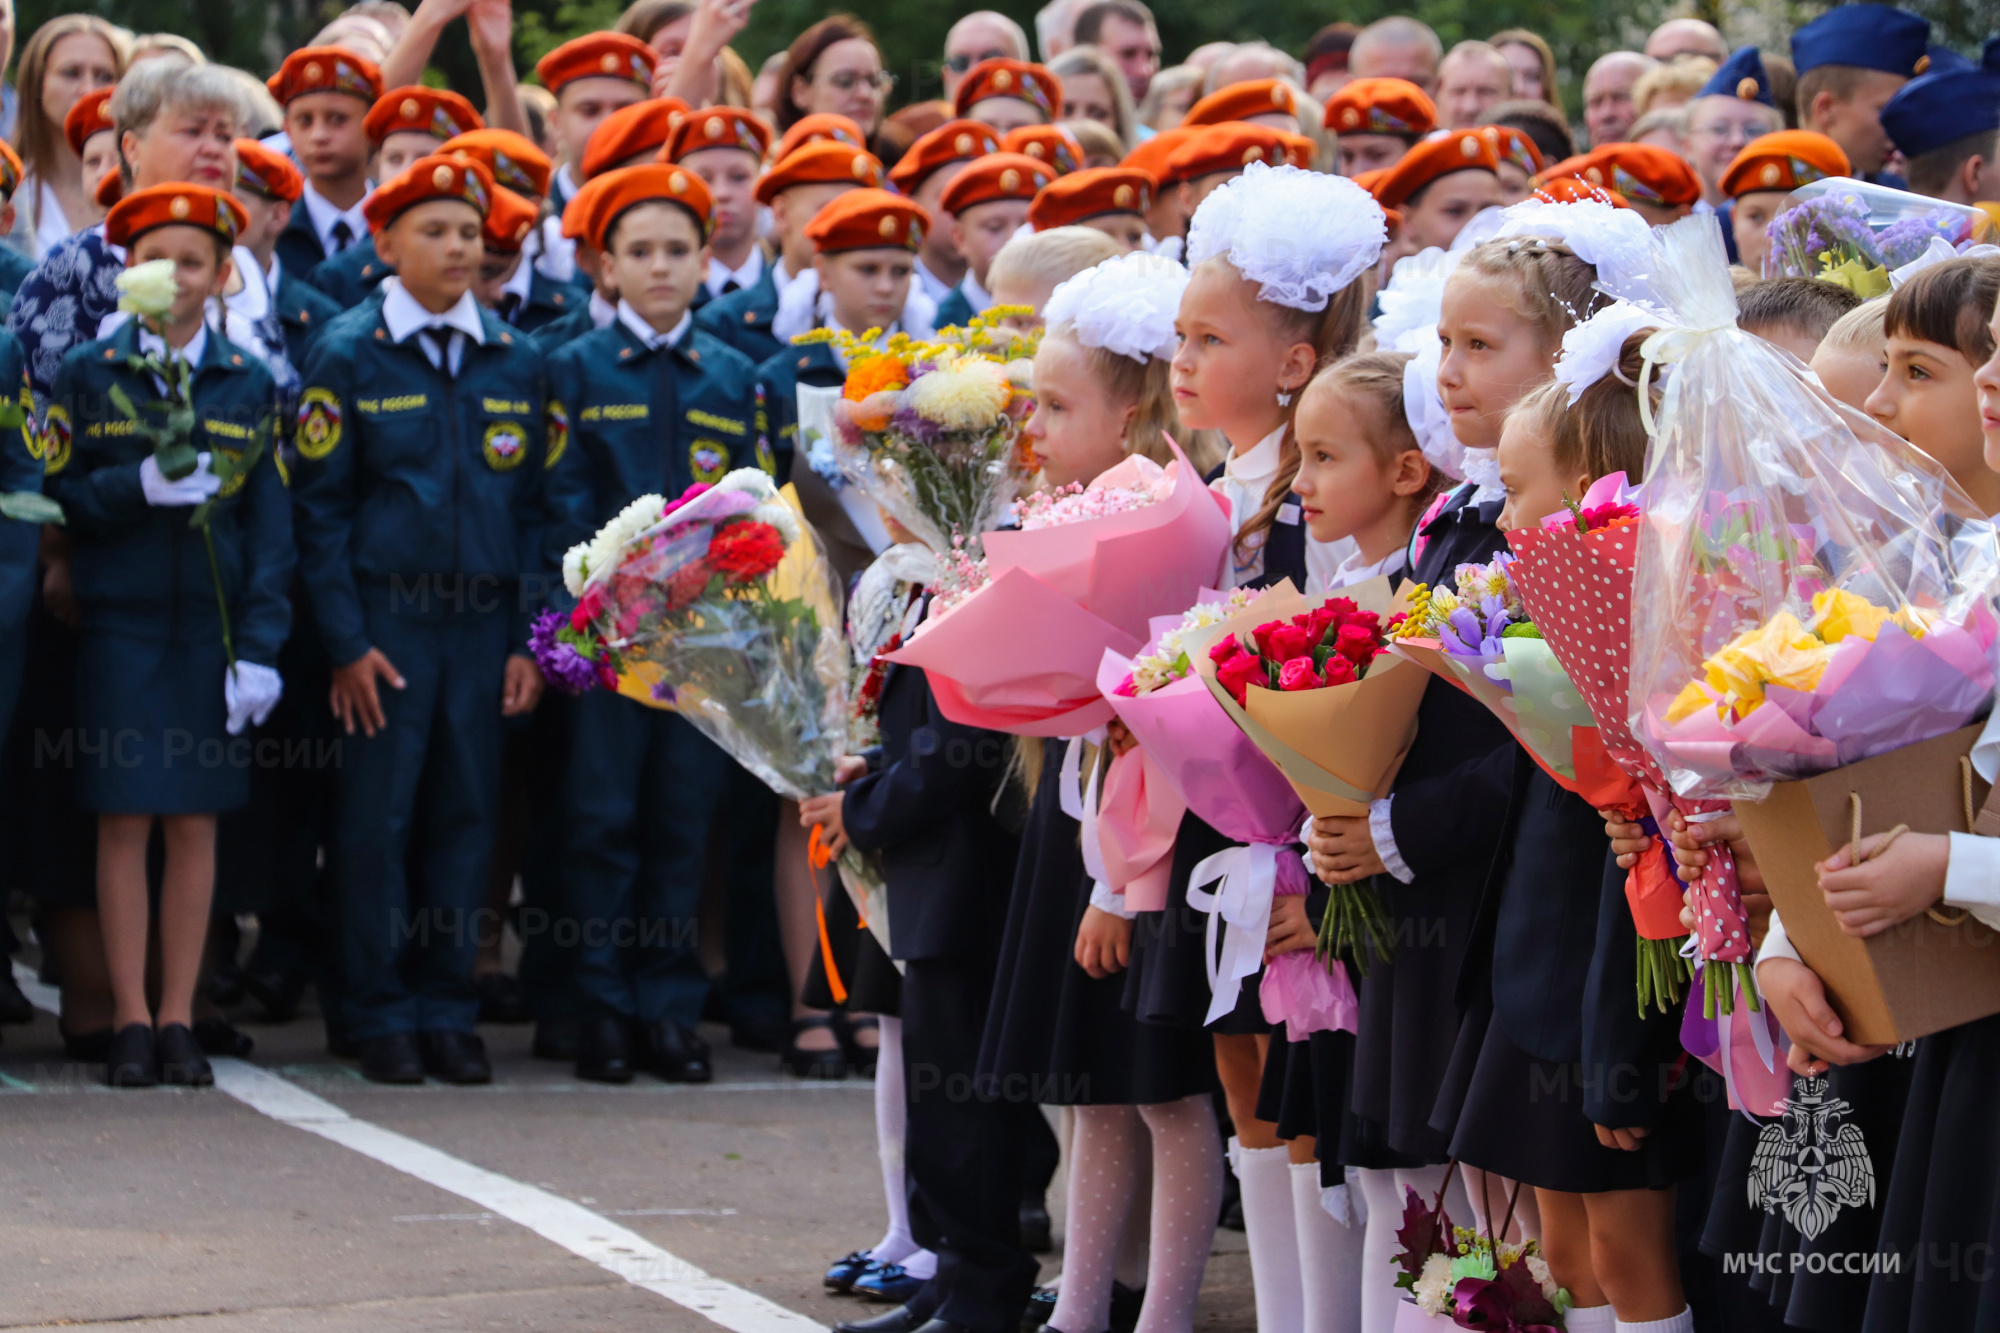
[380,276,487,346]
[500,254,536,304]
[265,251,285,291]
[617,300,691,349]
[705,248,763,300]
[137,322,207,369]
[554,163,582,201]
[1330,544,1407,587]
[772,254,809,297]
[300,181,371,255]
[225,245,271,322]
[589,290,618,329]
[1222,426,1285,491]
[959,267,993,315]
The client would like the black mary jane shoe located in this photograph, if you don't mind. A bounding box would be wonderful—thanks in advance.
[156,1023,215,1087]
[104,1023,159,1088]
[1019,1286,1056,1332]
[782,1015,848,1079]
[834,1012,880,1078]
[824,1249,874,1292]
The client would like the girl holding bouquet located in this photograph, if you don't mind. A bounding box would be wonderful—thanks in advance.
[975,251,1224,1333]
[46,184,291,1087]
[1146,163,1383,1333]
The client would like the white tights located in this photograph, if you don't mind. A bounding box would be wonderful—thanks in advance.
[866,1016,937,1280]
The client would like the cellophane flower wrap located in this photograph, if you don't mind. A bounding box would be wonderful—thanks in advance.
[533,470,887,912]
[1097,590,1358,1036]
[1391,1178,1572,1329]
[809,313,1038,558]
[1764,177,1994,295]
[1629,213,2000,1020]
[887,441,1233,736]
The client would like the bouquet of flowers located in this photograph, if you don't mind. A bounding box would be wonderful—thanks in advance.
[1391,1173,1570,1330]
[1098,591,1359,1036]
[1764,178,1993,294]
[807,313,1037,557]
[530,470,886,915]
[1631,212,2000,1020]
[887,443,1233,736]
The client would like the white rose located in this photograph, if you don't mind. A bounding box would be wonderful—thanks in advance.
[116,259,179,319]
[562,542,590,596]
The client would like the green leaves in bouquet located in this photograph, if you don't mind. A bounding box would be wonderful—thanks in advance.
[0,491,62,524]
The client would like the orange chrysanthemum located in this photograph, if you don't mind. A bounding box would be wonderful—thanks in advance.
[844,353,909,402]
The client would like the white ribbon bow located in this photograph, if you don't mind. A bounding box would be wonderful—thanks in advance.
[1637,322,1728,441]
[1185,843,1279,1026]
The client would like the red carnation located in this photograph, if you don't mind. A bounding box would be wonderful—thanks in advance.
[571,587,605,632]
[663,559,715,610]
[1278,657,1322,691]
[1322,654,1358,686]
[709,520,788,582]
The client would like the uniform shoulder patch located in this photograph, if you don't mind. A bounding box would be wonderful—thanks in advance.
[296,386,342,460]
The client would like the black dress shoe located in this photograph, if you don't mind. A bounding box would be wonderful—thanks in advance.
[105,1024,158,1088]
[782,1016,847,1079]
[1108,1282,1144,1333]
[833,1302,937,1333]
[327,1024,361,1059]
[243,967,307,1022]
[0,964,36,1024]
[475,972,532,1024]
[1020,1287,1055,1332]
[531,1019,579,1062]
[1019,1199,1052,1253]
[359,1032,424,1084]
[576,1016,635,1084]
[193,1016,253,1057]
[640,1020,712,1082]
[420,1029,492,1084]
[156,1023,215,1087]
[824,1249,874,1292]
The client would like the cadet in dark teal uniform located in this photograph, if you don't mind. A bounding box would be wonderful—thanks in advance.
[0,329,38,754]
[933,153,1053,330]
[266,46,384,284]
[233,138,343,372]
[542,163,762,1084]
[45,184,293,1089]
[474,187,580,336]
[662,107,775,319]
[290,155,555,1087]
[307,87,485,310]
[530,171,623,354]
[697,140,884,367]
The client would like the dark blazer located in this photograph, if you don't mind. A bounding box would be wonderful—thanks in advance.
[934,284,975,330]
[275,200,333,283]
[694,262,783,366]
[304,235,390,308]
[842,654,1018,962]
[274,265,344,369]
[0,245,33,310]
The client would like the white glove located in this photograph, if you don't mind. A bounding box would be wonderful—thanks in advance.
[140,452,223,506]
[225,661,284,735]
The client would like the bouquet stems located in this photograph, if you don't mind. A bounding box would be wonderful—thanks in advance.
[1701,960,1761,1018]
[1634,934,1691,1016]
[1315,876,1395,981]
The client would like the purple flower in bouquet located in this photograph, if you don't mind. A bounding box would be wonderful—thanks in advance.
[529,608,604,695]
[888,404,947,445]
[1766,192,1881,275]
[1439,605,1506,660]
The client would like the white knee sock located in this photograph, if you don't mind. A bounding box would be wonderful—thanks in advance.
[1565,1305,1616,1332]
[1353,1169,1403,1333]
[1231,1139,1304,1333]
[1051,1105,1146,1333]
[1292,1163,1362,1333]
[867,1015,918,1267]
[1133,1095,1222,1333]
[1616,1309,1693,1333]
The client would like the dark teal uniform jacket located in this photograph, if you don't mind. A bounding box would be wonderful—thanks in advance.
[694,262,784,367]
[275,264,344,368]
[751,338,842,488]
[0,245,34,310]
[44,322,293,812]
[305,236,390,308]
[0,328,39,741]
[276,200,337,285]
[934,284,975,330]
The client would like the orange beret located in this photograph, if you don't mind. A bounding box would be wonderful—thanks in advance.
[561,172,618,242]
[581,98,692,180]
[483,186,541,254]
[535,32,656,97]
[754,141,883,205]
[94,168,124,211]
[1121,126,1198,189]
[1028,166,1153,230]
[1351,167,1388,196]
[1719,130,1851,199]
[665,107,772,164]
[939,152,1055,215]
[364,86,482,148]
[953,59,1060,122]
[1532,175,1629,208]
[105,183,248,249]
[804,187,929,254]
[772,113,866,163]
[1368,130,1499,210]
[234,138,304,204]
[1277,130,1317,170]
[63,89,115,158]
[440,129,553,200]
[363,154,494,235]
[587,164,714,252]
[1322,78,1435,137]
[268,46,382,105]
[1001,124,1083,175]
[1538,144,1700,208]
[1481,125,1544,177]
[1165,122,1298,182]
[888,119,1001,193]
[1182,79,1300,128]
[0,140,20,199]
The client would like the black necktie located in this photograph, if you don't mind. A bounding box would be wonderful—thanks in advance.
[720,277,740,295]
[419,328,459,378]
[498,293,523,324]
[653,338,682,490]
[330,219,354,254]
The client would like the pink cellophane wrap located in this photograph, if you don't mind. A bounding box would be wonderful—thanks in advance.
[888,441,1232,736]
[1680,979,1792,1116]
[1097,628,1356,1037]
[1087,742,1184,911]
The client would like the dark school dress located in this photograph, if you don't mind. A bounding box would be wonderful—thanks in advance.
[45,323,292,814]
[979,736,1217,1107]
[1434,759,1700,1193]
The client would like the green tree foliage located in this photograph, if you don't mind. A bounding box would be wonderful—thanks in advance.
[20,0,275,70]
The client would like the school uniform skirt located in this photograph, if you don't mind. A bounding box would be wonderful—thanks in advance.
[977,741,1215,1106]
[76,626,246,814]
[1122,810,1268,1034]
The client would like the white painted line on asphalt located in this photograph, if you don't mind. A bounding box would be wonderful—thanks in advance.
[12,963,826,1333]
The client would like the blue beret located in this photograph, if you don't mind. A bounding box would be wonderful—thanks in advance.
[1881,68,2000,158]
[1926,44,1976,75]
[1791,3,1930,77]
[1986,36,2000,73]
[1698,46,1774,106]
